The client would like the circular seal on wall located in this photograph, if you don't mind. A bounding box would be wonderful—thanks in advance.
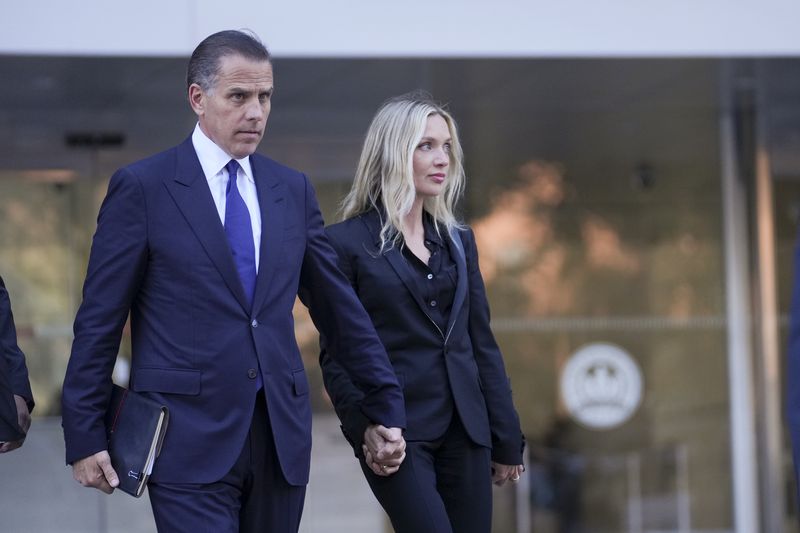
[560,343,643,430]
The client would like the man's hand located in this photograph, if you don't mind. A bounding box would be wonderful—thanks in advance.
[72,450,119,494]
[362,425,405,476]
[491,462,525,486]
[0,395,31,453]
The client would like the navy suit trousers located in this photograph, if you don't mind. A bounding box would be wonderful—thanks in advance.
[148,391,305,533]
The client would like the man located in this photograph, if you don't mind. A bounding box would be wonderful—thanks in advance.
[0,276,33,452]
[62,30,406,532]
[789,236,800,508]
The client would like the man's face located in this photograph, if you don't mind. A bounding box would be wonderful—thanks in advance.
[189,54,273,159]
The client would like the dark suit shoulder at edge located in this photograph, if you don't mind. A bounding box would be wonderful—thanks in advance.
[324,212,375,241]
[251,152,305,179]
[123,144,180,176]
[325,214,366,231]
[455,223,475,243]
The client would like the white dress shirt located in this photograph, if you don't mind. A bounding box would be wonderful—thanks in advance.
[191,123,262,270]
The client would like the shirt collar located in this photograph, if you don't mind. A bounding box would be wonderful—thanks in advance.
[422,212,444,248]
[191,123,255,183]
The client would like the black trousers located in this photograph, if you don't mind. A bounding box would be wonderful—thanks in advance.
[361,414,493,533]
[148,391,306,533]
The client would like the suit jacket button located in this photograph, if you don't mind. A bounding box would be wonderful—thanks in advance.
[247,369,258,379]
[251,319,259,328]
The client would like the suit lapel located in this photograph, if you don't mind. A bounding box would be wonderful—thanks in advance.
[383,249,432,320]
[445,228,468,341]
[360,211,442,334]
[163,138,250,313]
[250,156,286,314]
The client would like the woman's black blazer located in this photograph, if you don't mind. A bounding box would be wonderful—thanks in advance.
[320,210,523,465]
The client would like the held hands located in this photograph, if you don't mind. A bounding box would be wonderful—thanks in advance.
[0,395,31,453]
[72,450,120,494]
[491,462,525,486]
[362,424,406,477]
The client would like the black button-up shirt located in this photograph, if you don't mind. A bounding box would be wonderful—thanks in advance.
[401,216,457,333]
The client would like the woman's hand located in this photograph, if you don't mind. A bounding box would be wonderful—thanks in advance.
[491,462,525,486]
[362,424,406,476]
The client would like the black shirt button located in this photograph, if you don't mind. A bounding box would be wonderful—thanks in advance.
[247,369,258,379]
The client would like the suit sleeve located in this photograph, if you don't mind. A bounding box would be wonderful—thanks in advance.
[463,227,525,465]
[787,234,800,496]
[0,278,34,412]
[317,228,373,455]
[61,168,148,465]
[296,178,405,435]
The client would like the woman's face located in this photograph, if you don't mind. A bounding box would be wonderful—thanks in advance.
[412,114,451,199]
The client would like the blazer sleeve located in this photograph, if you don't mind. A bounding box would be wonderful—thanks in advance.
[295,180,405,438]
[462,226,525,465]
[0,277,34,412]
[316,226,375,455]
[61,167,149,465]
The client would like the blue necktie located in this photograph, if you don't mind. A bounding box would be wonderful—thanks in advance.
[224,160,257,307]
[224,160,262,390]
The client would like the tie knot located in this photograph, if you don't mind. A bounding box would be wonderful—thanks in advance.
[225,159,241,177]
[225,160,241,191]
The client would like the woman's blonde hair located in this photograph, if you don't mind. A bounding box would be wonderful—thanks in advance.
[340,91,465,251]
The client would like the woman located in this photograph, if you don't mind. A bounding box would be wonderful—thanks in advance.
[320,92,524,533]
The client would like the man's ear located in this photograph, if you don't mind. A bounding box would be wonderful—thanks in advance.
[188,84,205,116]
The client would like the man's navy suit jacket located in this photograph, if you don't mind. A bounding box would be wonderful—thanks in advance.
[788,238,800,496]
[61,138,405,486]
[0,276,34,441]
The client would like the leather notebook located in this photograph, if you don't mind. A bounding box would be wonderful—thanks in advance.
[104,384,169,497]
